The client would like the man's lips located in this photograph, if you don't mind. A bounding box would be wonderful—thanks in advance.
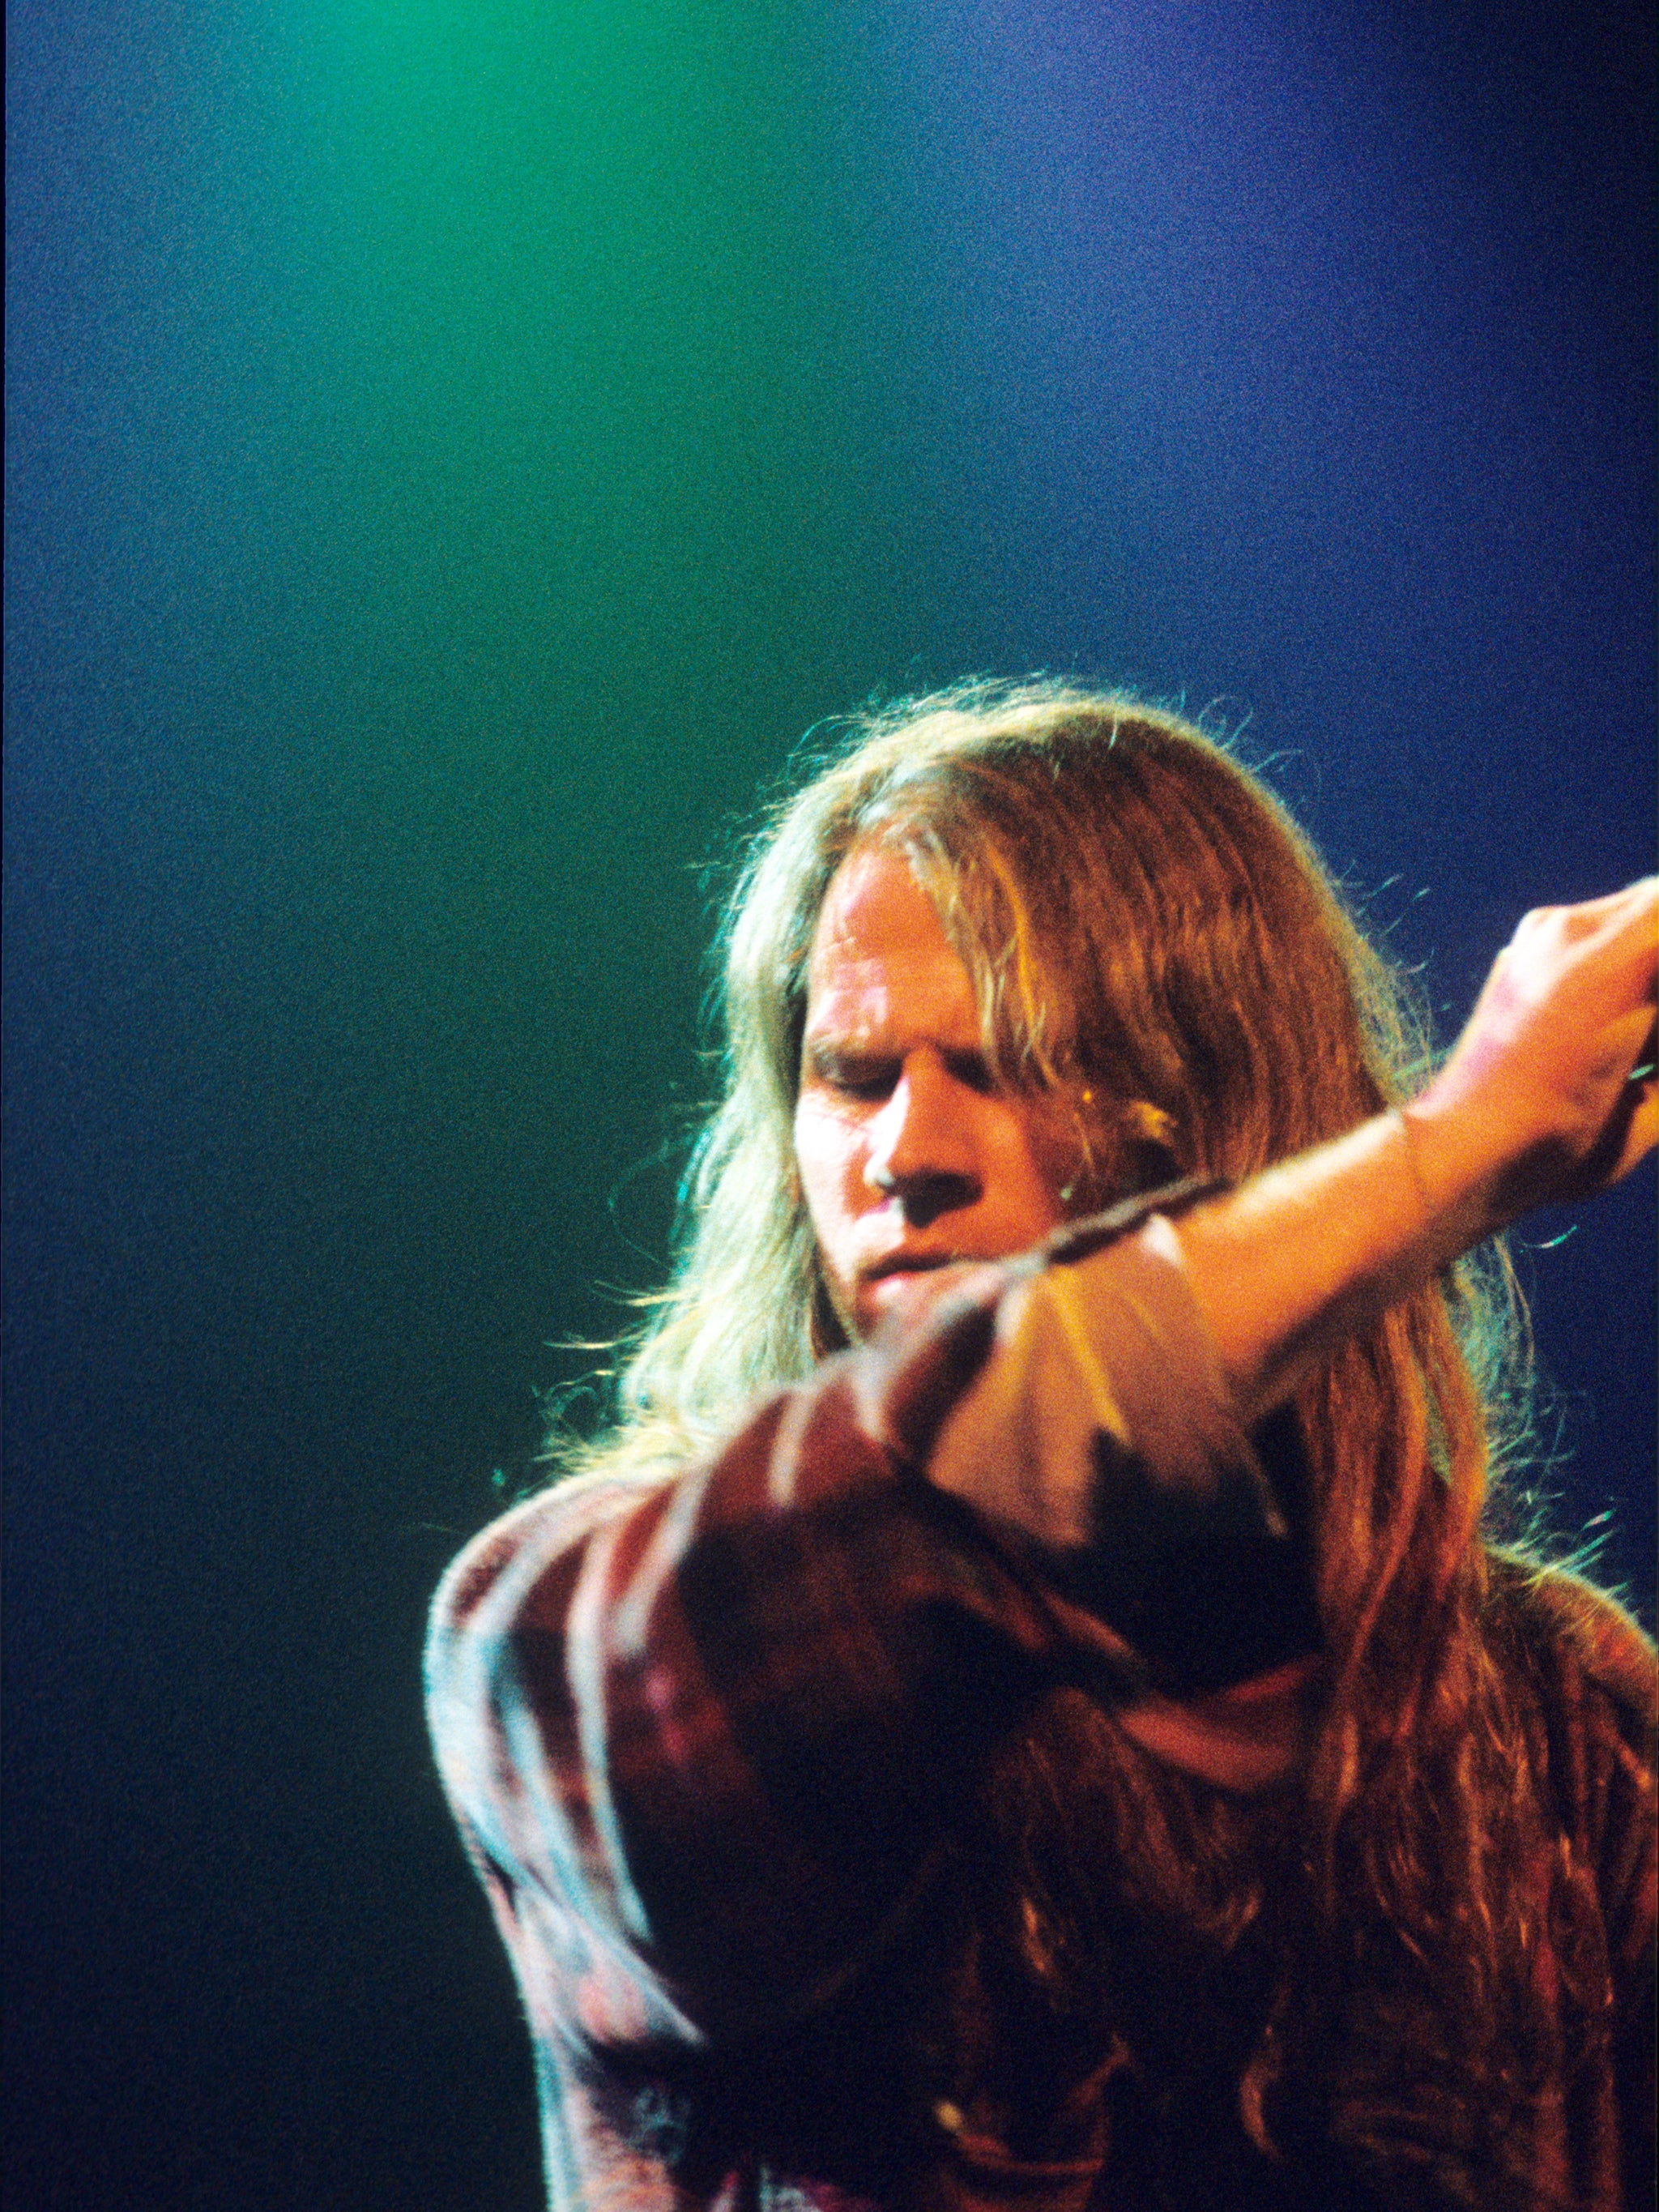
[864,1252,959,1281]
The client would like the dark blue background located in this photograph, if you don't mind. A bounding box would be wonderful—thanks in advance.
[6,2,1653,2205]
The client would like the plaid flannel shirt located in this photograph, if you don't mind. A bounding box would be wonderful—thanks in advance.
[426,1193,1657,2210]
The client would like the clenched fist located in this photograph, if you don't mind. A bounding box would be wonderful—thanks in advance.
[1404,878,1658,1241]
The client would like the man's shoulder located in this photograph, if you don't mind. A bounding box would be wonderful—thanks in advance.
[1488,1551,1658,1749]
[428,1466,679,1645]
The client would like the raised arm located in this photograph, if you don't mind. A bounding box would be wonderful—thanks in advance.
[923,881,1657,1549]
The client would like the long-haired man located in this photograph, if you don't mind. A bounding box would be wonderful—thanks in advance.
[430,685,1657,2210]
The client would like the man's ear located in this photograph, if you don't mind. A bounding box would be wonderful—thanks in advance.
[1120,1100,1183,1198]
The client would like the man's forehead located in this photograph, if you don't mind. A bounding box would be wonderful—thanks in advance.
[803,844,980,1041]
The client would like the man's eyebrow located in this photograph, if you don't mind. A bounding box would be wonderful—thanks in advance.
[801,1036,894,1074]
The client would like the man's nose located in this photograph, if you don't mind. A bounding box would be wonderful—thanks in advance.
[864,1057,983,1226]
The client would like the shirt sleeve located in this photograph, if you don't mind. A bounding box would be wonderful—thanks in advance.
[425,1187,1320,2053]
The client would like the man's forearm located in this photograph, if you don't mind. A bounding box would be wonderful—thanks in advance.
[1175,877,1657,1424]
[1171,1107,1476,1425]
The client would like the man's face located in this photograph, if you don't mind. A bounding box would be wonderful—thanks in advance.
[795,842,1066,1341]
